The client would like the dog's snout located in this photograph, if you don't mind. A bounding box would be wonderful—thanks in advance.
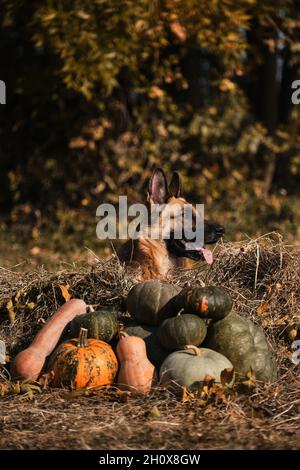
[215,224,225,236]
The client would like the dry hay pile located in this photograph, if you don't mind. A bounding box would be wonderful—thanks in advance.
[0,233,299,450]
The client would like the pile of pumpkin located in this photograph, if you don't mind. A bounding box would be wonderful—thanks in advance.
[11,280,277,394]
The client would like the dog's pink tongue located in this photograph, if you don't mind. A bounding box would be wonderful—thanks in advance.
[198,247,213,265]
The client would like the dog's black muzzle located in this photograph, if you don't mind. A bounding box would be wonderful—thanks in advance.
[165,221,225,261]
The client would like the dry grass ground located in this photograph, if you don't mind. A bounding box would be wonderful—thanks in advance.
[0,233,299,450]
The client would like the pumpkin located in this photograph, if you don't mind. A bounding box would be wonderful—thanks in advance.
[160,345,234,389]
[157,313,207,351]
[70,307,119,343]
[48,327,118,389]
[126,280,181,325]
[124,321,168,367]
[173,286,233,321]
[12,299,87,381]
[205,312,276,382]
[116,331,156,394]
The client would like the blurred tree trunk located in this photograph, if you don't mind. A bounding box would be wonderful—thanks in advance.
[0,150,12,213]
[261,43,278,196]
[182,48,210,110]
[247,21,279,195]
[273,46,298,190]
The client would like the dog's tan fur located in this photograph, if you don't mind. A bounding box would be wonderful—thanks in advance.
[118,193,194,279]
[118,168,225,279]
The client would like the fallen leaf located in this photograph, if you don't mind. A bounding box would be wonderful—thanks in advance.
[58,284,72,302]
[62,389,88,399]
[20,383,42,394]
[148,405,161,418]
[220,368,234,386]
[180,385,191,402]
[285,324,298,341]
[256,301,270,315]
[241,369,256,390]
[6,299,15,324]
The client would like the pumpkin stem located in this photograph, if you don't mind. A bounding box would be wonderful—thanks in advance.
[177,308,184,316]
[78,328,88,347]
[119,331,129,340]
[184,345,201,356]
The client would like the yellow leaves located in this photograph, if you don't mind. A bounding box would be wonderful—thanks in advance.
[135,20,147,33]
[69,136,88,149]
[92,181,106,195]
[179,371,234,405]
[6,299,16,324]
[180,385,194,402]
[149,86,164,99]
[6,288,36,324]
[76,11,91,21]
[202,168,214,180]
[58,284,72,302]
[147,405,161,418]
[157,123,168,138]
[0,381,42,398]
[220,78,236,92]
[0,381,18,397]
[19,383,42,399]
[241,370,256,391]
[170,22,187,42]
[81,198,91,207]
[42,12,57,23]
[62,389,89,399]
[61,385,132,402]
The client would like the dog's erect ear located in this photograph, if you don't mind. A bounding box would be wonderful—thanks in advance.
[148,168,168,204]
[168,172,181,198]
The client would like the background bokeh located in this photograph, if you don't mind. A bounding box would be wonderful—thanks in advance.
[0,0,300,267]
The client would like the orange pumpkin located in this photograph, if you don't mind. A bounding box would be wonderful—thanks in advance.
[116,332,156,394]
[48,328,118,389]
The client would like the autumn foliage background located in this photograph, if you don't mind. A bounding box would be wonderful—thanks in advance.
[0,0,300,265]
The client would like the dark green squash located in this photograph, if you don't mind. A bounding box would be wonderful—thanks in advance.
[70,307,119,343]
[205,312,277,383]
[173,286,233,321]
[124,321,168,368]
[126,280,181,326]
[157,313,207,351]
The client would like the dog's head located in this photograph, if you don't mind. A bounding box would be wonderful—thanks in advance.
[147,168,224,264]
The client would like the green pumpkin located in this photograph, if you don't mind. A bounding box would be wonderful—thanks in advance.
[205,312,277,383]
[124,321,168,367]
[126,280,181,326]
[70,307,119,343]
[173,286,233,321]
[157,313,207,351]
[160,345,234,389]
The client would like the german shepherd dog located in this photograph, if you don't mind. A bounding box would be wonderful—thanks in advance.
[118,168,224,279]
